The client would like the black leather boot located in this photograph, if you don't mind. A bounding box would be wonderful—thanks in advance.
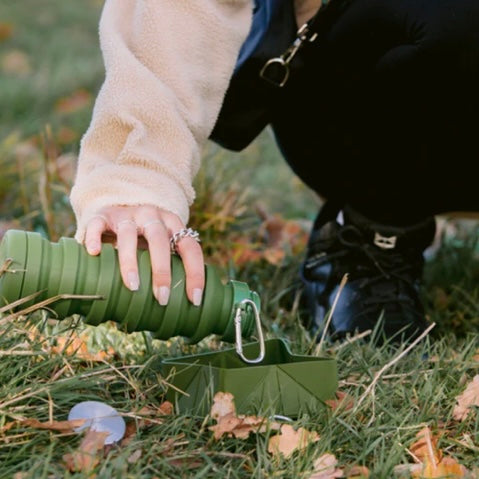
[301,204,436,343]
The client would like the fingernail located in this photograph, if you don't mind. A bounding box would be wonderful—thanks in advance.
[193,288,203,307]
[156,286,170,306]
[86,242,99,254]
[128,272,139,291]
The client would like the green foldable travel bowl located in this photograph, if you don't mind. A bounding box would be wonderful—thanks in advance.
[161,338,338,417]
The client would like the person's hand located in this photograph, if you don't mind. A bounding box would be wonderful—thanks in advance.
[83,205,204,306]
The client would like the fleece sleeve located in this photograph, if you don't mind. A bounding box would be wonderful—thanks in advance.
[69,0,253,242]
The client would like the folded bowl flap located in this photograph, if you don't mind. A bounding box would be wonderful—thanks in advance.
[161,338,338,417]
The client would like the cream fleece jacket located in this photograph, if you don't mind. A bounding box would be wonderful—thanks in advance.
[70,0,321,242]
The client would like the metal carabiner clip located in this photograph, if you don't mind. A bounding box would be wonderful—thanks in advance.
[259,22,318,88]
[234,298,265,364]
[260,57,290,88]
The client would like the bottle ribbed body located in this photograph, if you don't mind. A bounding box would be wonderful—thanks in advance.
[0,230,260,343]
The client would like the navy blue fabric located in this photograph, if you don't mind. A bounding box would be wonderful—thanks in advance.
[210,0,296,150]
[235,0,277,71]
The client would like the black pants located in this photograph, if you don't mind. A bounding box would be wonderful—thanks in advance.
[271,0,479,225]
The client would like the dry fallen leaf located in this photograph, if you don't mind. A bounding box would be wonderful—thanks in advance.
[345,465,370,478]
[0,23,13,42]
[127,449,142,464]
[210,411,273,440]
[453,375,479,421]
[308,453,344,479]
[209,392,279,440]
[121,401,174,446]
[0,421,20,435]
[211,392,236,419]
[51,335,115,361]
[63,429,108,473]
[325,391,355,413]
[418,456,468,478]
[409,427,442,465]
[20,418,85,432]
[395,458,468,479]
[1,50,31,76]
[55,89,92,114]
[395,426,469,478]
[26,326,115,362]
[56,126,79,145]
[268,424,320,459]
[263,246,286,266]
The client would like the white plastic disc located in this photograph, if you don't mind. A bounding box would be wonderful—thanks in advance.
[68,400,126,445]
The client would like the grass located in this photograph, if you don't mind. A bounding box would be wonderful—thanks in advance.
[1,1,479,478]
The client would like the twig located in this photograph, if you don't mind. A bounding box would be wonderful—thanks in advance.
[0,258,13,278]
[0,351,47,357]
[0,365,145,410]
[0,293,104,326]
[315,273,348,355]
[332,329,372,351]
[0,291,44,315]
[353,322,436,412]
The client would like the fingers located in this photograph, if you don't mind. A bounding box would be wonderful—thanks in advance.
[83,206,205,306]
[162,214,205,306]
[175,235,205,306]
[141,219,171,305]
[84,216,107,255]
[115,219,140,291]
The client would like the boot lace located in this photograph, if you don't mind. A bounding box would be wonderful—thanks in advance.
[305,224,421,309]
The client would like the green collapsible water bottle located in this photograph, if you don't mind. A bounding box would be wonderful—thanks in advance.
[0,229,261,345]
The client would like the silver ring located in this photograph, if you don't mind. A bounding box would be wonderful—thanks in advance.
[170,228,200,253]
[116,219,138,230]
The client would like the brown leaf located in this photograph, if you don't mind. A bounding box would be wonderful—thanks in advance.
[1,50,31,76]
[63,429,108,473]
[309,453,344,478]
[267,424,320,459]
[346,465,370,478]
[120,420,137,447]
[20,418,86,432]
[325,391,355,413]
[209,392,278,440]
[412,457,468,478]
[453,375,479,421]
[209,413,272,440]
[0,23,13,42]
[127,449,142,464]
[50,334,115,362]
[158,400,174,416]
[56,127,79,145]
[231,239,263,266]
[394,460,468,479]
[167,457,203,470]
[263,247,285,266]
[210,392,236,419]
[259,212,310,253]
[398,426,469,478]
[0,421,17,434]
[409,427,442,465]
[55,89,92,114]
